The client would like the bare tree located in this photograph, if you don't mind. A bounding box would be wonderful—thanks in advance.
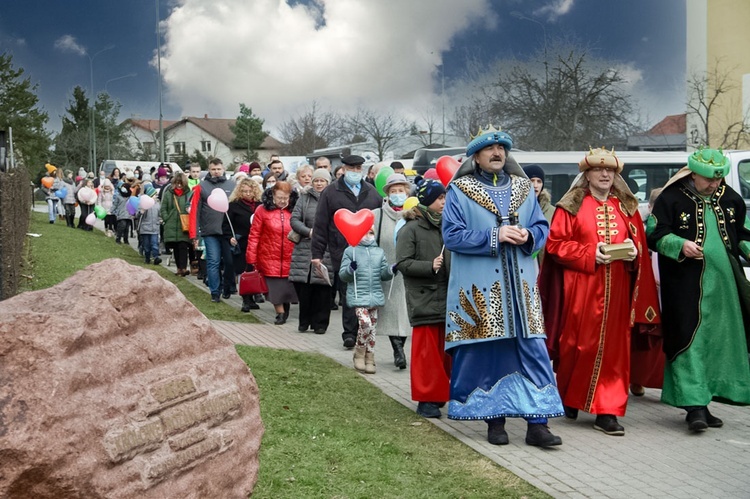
[452,40,640,150]
[409,107,446,146]
[279,101,343,155]
[686,60,750,149]
[347,108,408,160]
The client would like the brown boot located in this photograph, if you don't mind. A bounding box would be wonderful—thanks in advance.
[353,347,366,372]
[364,352,376,374]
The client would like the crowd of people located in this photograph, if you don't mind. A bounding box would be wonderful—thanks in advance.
[40,131,750,449]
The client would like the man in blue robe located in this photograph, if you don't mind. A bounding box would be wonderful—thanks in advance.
[442,126,564,447]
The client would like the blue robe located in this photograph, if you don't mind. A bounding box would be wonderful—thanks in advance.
[443,170,563,420]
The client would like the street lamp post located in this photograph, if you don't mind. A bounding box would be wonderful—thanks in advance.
[88,45,114,173]
[104,73,137,159]
[156,0,166,163]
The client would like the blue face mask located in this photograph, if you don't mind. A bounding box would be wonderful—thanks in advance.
[389,193,407,206]
[344,171,362,185]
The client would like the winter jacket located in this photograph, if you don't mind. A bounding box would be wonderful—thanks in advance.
[395,207,451,326]
[372,204,411,336]
[137,202,161,235]
[339,239,394,308]
[41,177,63,201]
[310,177,383,271]
[538,189,555,222]
[111,192,132,221]
[160,186,191,243]
[246,190,297,278]
[189,175,236,239]
[288,187,334,285]
[62,178,76,204]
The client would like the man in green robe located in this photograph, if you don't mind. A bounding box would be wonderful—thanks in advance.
[647,148,750,432]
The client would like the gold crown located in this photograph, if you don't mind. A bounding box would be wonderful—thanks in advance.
[579,146,623,173]
[470,124,502,140]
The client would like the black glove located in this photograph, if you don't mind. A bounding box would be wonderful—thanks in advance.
[391,264,398,275]
[349,260,358,271]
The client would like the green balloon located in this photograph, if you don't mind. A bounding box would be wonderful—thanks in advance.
[375,166,395,198]
[94,205,107,219]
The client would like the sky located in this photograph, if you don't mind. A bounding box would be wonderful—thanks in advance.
[0,0,686,138]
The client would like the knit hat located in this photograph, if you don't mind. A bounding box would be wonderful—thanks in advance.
[238,163,250,173]
[87,171,95,179]
[311,169,331,183]
[383,173,410,194]
[157,167,169,178]
[249,161,261,172]
[45,163,57,174]
[523,164,545,186]
[416,179,446,207]
[143,184,157,197]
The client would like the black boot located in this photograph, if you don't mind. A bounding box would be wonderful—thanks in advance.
[274,313,286,325]
[283,302,290,321]
[389,336,407,369]
[526,423,563,447]
[685,407,709,432]
[241,295,252,313]
[487,418,509,445]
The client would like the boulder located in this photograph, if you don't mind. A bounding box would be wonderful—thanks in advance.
[0,259,264,498]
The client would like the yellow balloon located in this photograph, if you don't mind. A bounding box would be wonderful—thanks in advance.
[403,196,419,211]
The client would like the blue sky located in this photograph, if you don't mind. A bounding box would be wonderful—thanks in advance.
[1,0,686,136]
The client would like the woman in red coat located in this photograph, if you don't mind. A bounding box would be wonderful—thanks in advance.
[246,181,299,325]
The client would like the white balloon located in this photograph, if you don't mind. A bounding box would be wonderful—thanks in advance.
[78,186,97,205]
[207,189,229,213]
[139,195,155,211]
[85,212,96,226]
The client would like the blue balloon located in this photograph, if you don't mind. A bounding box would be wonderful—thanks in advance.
[54,187,67,199]
[127,195,140,210]
[126,202,137,216]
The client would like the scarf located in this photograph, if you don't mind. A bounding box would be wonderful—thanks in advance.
[475,166,509,187]
[418,205,442,227]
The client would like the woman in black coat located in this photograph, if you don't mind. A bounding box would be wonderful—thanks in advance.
[225,177,263,312]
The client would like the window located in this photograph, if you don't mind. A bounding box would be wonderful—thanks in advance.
[173,142,186,155]
[737,160,750,200]
[143,142,155,155]
[201,140,211,152]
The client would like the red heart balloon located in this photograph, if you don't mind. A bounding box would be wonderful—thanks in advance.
[436,155,460,186]
[334,209,375,247]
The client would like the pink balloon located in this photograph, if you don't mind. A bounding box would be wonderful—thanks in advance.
[139,195,155,211]
[207,189,229,213]
[85,213,96,226]
[78,186,97,205]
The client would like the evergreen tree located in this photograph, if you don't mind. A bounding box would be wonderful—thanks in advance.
[0,52,51,171]
[230,103,266,161]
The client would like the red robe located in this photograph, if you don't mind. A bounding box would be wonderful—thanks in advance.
[540,192,661,416]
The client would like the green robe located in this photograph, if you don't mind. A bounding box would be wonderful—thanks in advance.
[660,200,750,406]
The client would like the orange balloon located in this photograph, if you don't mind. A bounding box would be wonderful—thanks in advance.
[41,177,54,189]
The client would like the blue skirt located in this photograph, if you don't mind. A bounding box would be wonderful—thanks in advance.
[447,337,564,420]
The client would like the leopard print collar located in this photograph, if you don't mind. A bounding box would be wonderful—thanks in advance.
[452,174,531,218]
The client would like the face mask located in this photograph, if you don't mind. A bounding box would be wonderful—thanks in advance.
[344,171,362,185]
[389,193,407,206]
[362,235,375,244]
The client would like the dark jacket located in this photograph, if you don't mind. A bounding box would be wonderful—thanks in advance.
[289,187,334,285]
[395,207,451,326]
[160,186,191,243]
[310,177,383,271]
[189,175,236,239]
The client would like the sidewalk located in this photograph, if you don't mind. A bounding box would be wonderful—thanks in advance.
[55,208,750,499]
[200,277,750,499]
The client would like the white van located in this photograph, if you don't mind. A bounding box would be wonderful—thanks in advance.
[99,160,182,178]
[510,150,750,214]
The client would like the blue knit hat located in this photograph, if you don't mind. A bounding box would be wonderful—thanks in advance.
[416,179,446,207]
[466,126,513,156]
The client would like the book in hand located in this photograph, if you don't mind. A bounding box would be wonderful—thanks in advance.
[601,241,636,261]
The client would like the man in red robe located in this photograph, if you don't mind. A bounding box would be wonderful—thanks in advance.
[540,148,661,436]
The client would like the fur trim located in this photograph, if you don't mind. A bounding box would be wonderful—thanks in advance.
[556,177,639,216]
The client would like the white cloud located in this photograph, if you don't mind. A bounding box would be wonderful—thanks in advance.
[159,0,489,131]
[534,0,575,21]
[54,35,87,56]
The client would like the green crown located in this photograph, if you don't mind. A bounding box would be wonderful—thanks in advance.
[687,147,729,179]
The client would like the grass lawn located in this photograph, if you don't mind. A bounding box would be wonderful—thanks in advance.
[21,209,549,498]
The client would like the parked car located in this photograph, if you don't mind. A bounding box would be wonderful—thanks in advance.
[412,147,465,175]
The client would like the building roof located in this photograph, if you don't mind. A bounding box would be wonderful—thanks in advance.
[647,114,686,135]
[125,115,284,150]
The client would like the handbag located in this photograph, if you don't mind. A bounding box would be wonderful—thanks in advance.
[174,195,189,233]
[239,270,268,296]
[287,229,301,243]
